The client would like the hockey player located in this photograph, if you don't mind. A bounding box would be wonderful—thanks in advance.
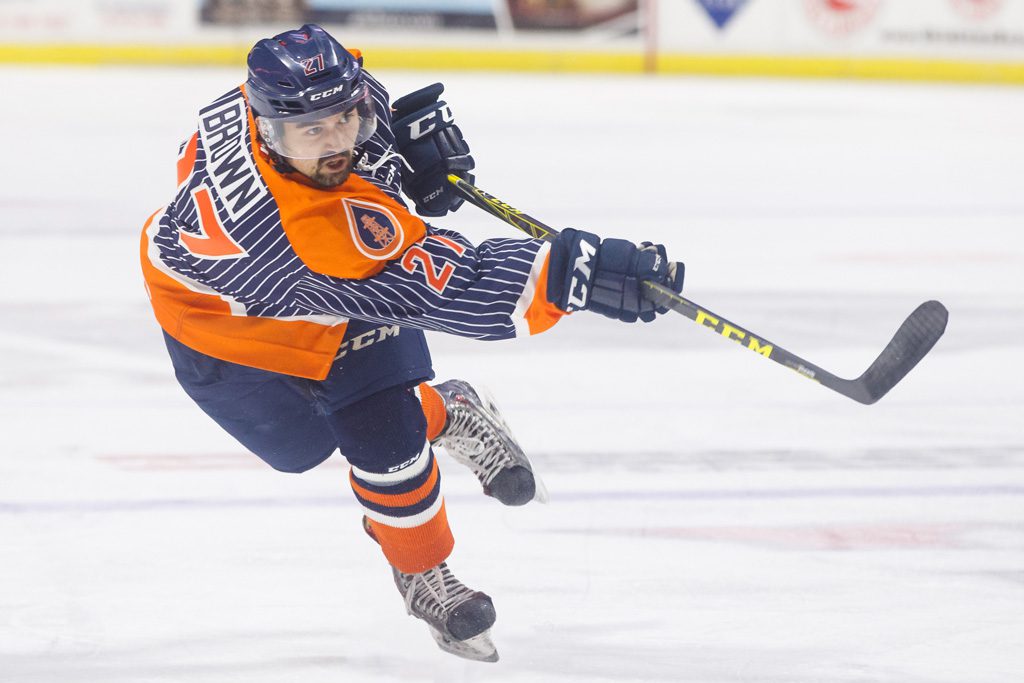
[140,24,684,662]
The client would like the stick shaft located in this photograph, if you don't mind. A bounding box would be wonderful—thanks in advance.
[447,175,947,404]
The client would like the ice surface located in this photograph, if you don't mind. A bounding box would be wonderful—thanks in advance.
[0,66,1022,682]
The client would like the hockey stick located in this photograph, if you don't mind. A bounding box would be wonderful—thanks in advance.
[447,174,948,405]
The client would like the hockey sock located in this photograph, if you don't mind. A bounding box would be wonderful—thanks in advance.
[349,444,454,574]
[417,382,447,441]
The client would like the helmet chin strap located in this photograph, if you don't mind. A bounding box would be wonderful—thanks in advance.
[257,139,320,188]
[270,150,298,176]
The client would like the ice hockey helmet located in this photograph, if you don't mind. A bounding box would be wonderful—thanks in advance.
[245,24,377,159]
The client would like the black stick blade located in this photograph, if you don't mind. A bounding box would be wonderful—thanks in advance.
[846,300,949,405]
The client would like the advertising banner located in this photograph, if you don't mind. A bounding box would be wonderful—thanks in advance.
[505,0,639,31]
[0,0,195,39]
[197,0,642,35]
[660,0,1024,61]
[0,0,1019,82]
[200,1,498,30]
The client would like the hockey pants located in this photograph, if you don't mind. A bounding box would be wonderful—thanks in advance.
[162,321,453,573]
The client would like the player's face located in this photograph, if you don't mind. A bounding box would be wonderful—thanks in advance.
[278,110,362,187]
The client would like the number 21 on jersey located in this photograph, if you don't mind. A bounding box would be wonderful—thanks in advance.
[400,235,467,294]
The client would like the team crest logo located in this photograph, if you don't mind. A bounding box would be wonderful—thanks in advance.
[342,198,405,260]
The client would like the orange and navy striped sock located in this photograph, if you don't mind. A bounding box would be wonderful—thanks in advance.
[349,440,454,573]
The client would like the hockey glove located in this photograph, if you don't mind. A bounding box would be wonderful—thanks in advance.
[546,229,685,323]
[392,83,475,217]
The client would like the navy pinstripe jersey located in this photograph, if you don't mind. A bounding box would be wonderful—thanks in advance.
[141,68,564,379]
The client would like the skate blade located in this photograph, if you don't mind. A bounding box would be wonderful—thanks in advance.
[533,473,550,504]
[430,627,499,663]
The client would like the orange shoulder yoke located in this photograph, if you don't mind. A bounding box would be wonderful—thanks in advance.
[246,102,425,280]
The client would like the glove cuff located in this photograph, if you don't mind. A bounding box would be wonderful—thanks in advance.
[547,229,600,313]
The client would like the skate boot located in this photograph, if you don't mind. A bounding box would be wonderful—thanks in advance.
[393,562,499,662]
[431,379,548,506]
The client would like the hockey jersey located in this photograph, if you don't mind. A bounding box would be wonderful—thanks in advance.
[141,69,565,380]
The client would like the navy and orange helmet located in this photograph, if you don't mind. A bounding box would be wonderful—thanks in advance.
[246,24,377,160]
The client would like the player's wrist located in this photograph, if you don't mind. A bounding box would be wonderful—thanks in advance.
[546,230,684,323]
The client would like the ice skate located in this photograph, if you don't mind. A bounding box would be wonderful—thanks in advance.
[392,562,499,662]
[431,379,548,506]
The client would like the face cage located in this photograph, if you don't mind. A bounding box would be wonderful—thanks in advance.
[256,85,377,161]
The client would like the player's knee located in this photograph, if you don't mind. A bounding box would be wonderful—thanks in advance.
[328,385,428,469]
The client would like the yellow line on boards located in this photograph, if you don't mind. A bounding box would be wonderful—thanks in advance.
[0,44,1021,84]
[657,53,1024,85]
[0,44,643,72]
[0,44,250,66]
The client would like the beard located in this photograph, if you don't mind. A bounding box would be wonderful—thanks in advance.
[307,152,353,188]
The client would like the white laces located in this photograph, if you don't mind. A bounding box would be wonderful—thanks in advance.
[399,564,475,621]
[441,408,512,485]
